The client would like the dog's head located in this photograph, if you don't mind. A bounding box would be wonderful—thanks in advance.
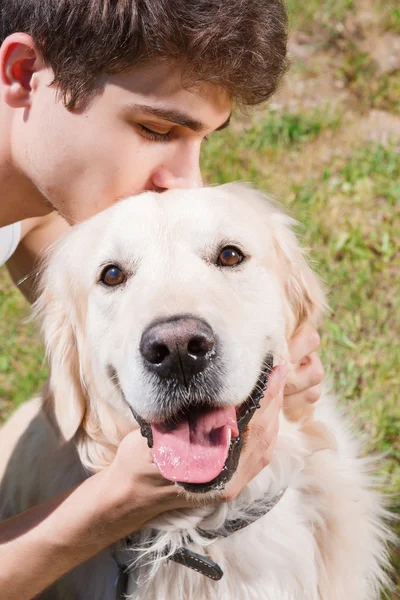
[34,183,325,491]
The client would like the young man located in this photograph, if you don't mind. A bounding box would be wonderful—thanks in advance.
[0,1,323,598]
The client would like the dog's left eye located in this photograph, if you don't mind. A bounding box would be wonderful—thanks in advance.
[100,265,126,287]
[217,246,245,267]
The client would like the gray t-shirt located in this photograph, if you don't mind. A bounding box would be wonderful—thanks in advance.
[0,222,21,267]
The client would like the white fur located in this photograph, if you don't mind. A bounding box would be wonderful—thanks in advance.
[0,183,393,599]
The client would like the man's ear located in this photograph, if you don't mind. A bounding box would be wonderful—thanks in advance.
[0,33,42,108]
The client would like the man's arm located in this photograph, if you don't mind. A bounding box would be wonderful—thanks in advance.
[0,430,192,600]
[0,471,126,600]
[6,213,70,303]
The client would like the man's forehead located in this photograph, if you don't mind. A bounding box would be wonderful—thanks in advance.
[108,61,232,129]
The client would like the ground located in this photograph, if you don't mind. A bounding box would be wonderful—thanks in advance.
[0,0,399,595]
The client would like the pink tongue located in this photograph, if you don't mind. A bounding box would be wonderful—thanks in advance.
[151,407,239,484]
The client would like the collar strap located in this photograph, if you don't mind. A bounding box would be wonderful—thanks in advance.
[168,487,286,579]
[114,487,286,596]
[196,486,286,541]
[168,548,224,581]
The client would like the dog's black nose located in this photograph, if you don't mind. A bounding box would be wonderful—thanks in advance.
[140,317,215,385]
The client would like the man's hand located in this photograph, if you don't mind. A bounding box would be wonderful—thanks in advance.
[223,363,286,501]
[284,324,324,420]
[224,324,323,499]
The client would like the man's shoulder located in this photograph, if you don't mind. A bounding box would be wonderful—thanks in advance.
[0,222,21,267]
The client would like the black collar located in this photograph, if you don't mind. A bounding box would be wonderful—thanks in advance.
[113,487,286,597]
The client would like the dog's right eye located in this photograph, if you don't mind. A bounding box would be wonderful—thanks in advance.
[100,265,126,287]
[217,246,245,267]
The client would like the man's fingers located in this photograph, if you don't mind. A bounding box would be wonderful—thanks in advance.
[284,352,324,396]
[288,324,320,364]
[253,394,281,439]
[260,364,287,409]
[283,384,322,421]
[284,384,322,408]
[222,329,323,503]
[261,427,279,468]
[226,405,282,502]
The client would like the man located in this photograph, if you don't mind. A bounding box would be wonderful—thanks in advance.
[0,1,323,598]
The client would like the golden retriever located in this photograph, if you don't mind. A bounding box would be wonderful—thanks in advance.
[0,183,392,599]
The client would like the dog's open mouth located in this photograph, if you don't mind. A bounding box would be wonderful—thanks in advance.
[132,354,274,493]
[151,403,239,485]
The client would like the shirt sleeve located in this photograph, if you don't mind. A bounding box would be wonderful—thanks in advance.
[0,222,22,267]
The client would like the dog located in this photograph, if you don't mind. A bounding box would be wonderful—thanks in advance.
[0,183,393,599]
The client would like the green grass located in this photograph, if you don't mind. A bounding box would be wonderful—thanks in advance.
[1,0,399,593]
[377,0,400,34]
[238,106,342,150]
[0,275,47,421]
[201,105,344,188]
[288,146,400,482]
[390,7,400,33]
[337,45,400,115]
[286,0,354,35]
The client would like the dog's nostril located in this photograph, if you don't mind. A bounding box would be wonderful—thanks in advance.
[149,343,170,365]
[187,335,214,357]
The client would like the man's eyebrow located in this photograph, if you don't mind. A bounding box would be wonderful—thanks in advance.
[215,114,231,131]
[124,103,231,133]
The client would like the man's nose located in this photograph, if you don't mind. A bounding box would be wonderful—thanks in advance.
[150,146,203,191]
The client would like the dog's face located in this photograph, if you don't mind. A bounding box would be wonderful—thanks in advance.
[35,183,324,491]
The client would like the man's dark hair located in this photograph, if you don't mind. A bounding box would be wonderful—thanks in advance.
[0,0,289,110]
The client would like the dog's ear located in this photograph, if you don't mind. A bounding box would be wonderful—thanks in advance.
[33,251,86,441]
[268,206,328,426]
[270,210,327,339]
